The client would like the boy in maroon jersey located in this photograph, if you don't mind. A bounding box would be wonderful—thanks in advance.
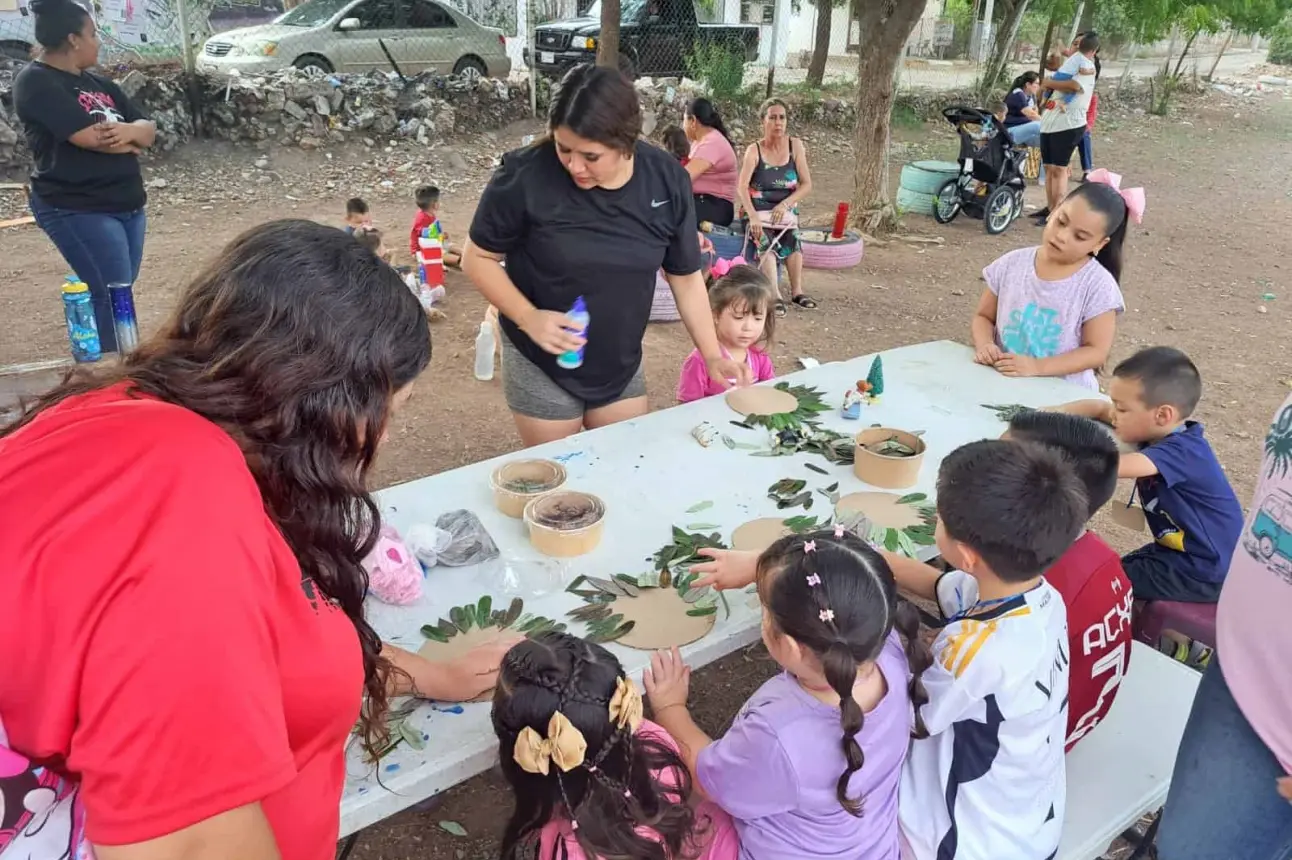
[1006,410,1133,751]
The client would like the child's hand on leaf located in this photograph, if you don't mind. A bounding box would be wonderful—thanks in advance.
[691,548,758,591]
[644,646,692,714]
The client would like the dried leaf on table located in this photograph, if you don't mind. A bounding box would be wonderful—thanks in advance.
[438,821,469,838]
[398,719,427,751]
[611,574,641,597]
[804,462,830,475]
[896,492,928,505]
[687,522,720,531]
[686,500,715,513]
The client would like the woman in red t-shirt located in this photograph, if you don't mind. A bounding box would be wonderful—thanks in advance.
[0,219,515,860]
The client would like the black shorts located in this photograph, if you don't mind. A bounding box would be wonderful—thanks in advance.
[694,194,734,228]
[1122,545,1224,603]
[1039,126,1086,168]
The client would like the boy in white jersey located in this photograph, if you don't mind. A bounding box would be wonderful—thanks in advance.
[883,440,1087,859]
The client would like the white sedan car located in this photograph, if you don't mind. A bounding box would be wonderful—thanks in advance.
[197,0,511,79]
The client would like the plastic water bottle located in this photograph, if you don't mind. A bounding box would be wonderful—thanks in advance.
[474,321,495,381]
[556,296,590,370]
[108,282,139,352]
[62,278,101,363]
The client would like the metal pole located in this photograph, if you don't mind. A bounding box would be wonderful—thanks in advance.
[529,0,538,118]
[764,0,783,98]
[977,0,994,64]
[174,0,196,73]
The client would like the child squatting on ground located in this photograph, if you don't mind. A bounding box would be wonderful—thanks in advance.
[646,528,932,859]
[971,178,1142,390]
[677,265,777,403]
[344,196,371,234]
[1003,410,1133,749]
[1057,347,1244,631]
[491,631,738,860]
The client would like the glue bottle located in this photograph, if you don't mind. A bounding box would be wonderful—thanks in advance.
[556,296,590,370]
[474,321,495,381]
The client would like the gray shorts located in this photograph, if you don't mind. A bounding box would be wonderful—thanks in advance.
[501,333,647,422]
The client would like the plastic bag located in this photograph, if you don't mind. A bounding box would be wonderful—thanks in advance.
[433,509,500,567]
[483,555,566,598]
[405,523,454,568]
[364,524,424,605]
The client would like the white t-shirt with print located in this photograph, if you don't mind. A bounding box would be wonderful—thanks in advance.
[899,570,1070,860]
[1040,52,1096,134]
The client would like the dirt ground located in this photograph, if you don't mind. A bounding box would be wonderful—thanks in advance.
[3,82,1291,859]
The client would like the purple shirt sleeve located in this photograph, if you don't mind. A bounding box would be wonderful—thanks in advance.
[677,349,712,403]
[696,708,799,818]
[982,250,1016,296]
[1078,266,1125,324]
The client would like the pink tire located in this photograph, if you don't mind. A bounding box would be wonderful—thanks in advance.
[801,229,865,270]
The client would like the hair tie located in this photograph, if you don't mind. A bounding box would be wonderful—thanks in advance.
[607,676,644,733]
[513,711,588,775]
[833,524,846,538]
[1086,168,1145,224]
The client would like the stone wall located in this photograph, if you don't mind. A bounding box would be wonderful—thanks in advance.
[0,61,531,176]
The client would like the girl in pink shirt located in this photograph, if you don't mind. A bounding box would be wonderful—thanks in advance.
[677,265,776,402]
[492,632,738,860]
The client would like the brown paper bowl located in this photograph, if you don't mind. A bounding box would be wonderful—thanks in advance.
[490,459,568,518]
[852,428,926,490]
[523,491,606,558]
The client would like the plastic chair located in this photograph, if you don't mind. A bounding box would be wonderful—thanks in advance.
[1133,601,1218,650]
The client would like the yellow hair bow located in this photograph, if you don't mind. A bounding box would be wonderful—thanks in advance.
[513,711,588,776]
[608,676,644,733]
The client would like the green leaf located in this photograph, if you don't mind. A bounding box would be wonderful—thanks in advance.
[438,820,468,838]
[825,482,839,493]
[687,522,720,531]
[804,462,829,475]
[883,529,901,552]
[569,603,612,622]
[399,719,427,750]
[420,624,450,643]
[461,604,476,632]
[681,585,711,603]
[894,528,919,559]
[672,525,692,544]
[686,500,714,513]
[613,573,642,596]
[687,605,719,617]
[905,527,938,546]
[566,575,589,593]
[476,596,493,627]
[896,493,928,505]
[587,576,626,596]
[437,617,457,638]
[449,605,467,633]
[722,434,737,449]
[501,597,524,628]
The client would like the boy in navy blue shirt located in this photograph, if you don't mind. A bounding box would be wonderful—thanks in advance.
[1060,346,1243,604]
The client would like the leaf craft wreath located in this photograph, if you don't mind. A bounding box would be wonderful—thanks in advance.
[833,492,938,558]
[728,382,832,432]
[566,570,722,651]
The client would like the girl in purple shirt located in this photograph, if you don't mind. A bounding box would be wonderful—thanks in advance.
[645,529,933,860]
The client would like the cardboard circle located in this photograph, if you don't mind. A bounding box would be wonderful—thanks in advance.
[613,588,717,651]
[416,626,509,702]
[731,517,793,553]
[726,386,799,417]
[835,492,925,529]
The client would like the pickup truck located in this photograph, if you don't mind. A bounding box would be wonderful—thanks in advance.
[525,0,759,79]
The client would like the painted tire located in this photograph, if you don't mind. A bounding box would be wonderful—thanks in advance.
[800,229,864,270]
[898,160,961,195]
[895,186,937,216]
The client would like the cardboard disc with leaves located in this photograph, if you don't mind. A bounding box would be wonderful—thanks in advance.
[727,386,799,417]
[566,568,722,652]
[417,596,566,702]
[834,491,938,557]
[731,517,793,553]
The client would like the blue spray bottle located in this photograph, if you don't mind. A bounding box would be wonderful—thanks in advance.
[556,296,590,370]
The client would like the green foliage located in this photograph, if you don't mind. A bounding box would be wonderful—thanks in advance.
[1268,13,1292,63]
[687,42,747,101]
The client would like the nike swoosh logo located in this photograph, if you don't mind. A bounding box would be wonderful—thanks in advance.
[651,199,668,208]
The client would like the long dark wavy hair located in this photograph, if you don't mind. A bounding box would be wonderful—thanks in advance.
[492,632,703,860]
[2,219,432,755]
[756,529,932,816]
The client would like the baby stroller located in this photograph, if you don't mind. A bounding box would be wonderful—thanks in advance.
[933,106,1028,235]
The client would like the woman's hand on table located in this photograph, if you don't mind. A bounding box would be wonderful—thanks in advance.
[973,342,1003,366]
[519,308,586,356]
[993,353,1039,377]
[643,646,692,715]
[691,547,758,591]
[704,355,754,390]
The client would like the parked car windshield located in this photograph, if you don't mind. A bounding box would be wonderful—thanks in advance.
[585,0,648,23]
[277,0,352,27]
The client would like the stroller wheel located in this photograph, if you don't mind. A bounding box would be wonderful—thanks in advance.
[984,185,1016,235]
[933,178,963,224]
[1011,188,1026,222]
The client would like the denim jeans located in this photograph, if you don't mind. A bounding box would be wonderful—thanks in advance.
[30,192,147,353]
[1078,130,1093,173]
[1156,657,1292,859]
[1006,121,1046,183]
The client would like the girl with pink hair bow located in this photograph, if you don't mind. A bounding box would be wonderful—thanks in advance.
[971,170,1145,390]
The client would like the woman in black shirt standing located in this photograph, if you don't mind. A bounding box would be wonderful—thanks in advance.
[463,65,751,446]
[13,0,156,353]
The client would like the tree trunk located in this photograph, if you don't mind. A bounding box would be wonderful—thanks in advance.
[980,0,1030,98]
[1037,10,1058,75]
[1078,0,1094,35]
[806,0,834,86]
[1172,26,1200,78]
[597,0,621,67]
[1115,40,1138,98]
[967,0,983,59]
[1067,0,1085,43]
[851,0,930,230]
[1206,29,1232,80]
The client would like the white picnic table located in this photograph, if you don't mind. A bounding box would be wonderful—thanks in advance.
[339,339,1179,846]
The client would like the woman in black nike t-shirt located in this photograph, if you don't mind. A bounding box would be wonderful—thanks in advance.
[463,64,752,447]
[13,0,156,353]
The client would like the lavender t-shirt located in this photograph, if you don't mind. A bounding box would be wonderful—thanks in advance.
[696,632,911,860]
[983,247,1124,390]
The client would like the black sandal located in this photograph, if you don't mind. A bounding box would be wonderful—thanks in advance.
[792,294,818,310]
[775,300,788,318]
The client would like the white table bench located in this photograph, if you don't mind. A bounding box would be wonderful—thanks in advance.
[339,340,1111,838]
[1057,641,1200,860]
